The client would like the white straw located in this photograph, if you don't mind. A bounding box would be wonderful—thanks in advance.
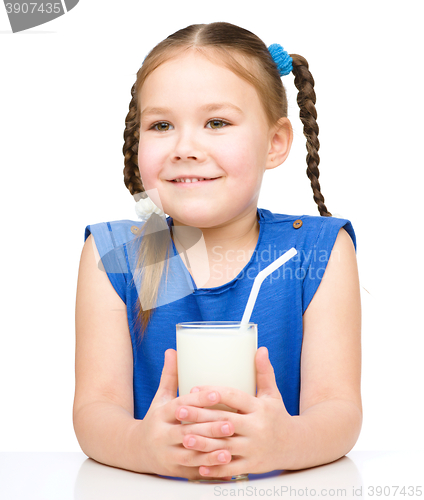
[240,247,297,326]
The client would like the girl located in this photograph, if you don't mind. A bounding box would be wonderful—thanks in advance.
[73,22,362,481]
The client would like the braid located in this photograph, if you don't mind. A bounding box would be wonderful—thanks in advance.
[122,80,155,341]
[290,55,332,217]
[123,82,144,196]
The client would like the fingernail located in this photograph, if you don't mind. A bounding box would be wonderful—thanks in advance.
[221,424,230,435]
[187,437,196,447]
[201,467,210,475]
[208,392,217,402]
[191,387,200,393]
[218,452,226,463]
[179,408,188,419]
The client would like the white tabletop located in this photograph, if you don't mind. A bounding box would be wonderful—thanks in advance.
[0,451,422,500]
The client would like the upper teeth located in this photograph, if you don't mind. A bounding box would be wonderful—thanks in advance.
[174,178,211,182]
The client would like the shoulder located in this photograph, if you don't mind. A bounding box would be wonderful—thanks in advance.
[304,224,360,318]
[327,226,359,290]
[333,226,356,254]
[84,219,145,246]
[81,220,147,303]
[258,208,357,252]
[261,211,358,315]
[83,219,149,267]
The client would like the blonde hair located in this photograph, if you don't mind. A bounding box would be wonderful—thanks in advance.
[122,22,331,342]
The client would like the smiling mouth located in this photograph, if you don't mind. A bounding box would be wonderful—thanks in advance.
[169,177,222,185]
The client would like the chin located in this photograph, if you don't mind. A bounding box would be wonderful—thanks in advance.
[173,216,210,228]
[171,211,214,227]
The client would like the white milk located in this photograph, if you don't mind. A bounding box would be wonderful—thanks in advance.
[177,326,257,413]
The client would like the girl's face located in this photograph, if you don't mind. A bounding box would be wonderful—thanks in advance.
[137,50,282,228]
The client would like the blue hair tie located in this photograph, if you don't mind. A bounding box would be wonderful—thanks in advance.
[268,44,293,76]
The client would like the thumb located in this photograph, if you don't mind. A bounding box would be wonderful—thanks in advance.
[256,347,282,399]
[151,348,178,406]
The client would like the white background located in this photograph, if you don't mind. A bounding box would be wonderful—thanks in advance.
[0,0,423,453]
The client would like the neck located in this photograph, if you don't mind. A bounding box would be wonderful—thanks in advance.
[170,208,260,257]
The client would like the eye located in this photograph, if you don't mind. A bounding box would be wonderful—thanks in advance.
[206,119,229,129]
[151,122,173,132]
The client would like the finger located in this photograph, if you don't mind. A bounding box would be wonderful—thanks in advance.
[188,386,257,414]
[199,456,249,478]
[175,388,224,410]
[171,420,234,446]
[178,419,235,440]
[255,347,282,399]
[182,433,240,454]
[175,405,238,425]
[151,349,178,405]
[175,448,232,468]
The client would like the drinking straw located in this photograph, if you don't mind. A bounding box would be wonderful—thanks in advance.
[240,247,297,326]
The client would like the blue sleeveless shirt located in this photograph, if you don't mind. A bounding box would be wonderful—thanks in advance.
[84,208,356,419]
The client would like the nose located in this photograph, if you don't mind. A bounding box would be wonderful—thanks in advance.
[171,131,207,162]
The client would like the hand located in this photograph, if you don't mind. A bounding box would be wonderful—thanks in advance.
[174,347,295,478]
[137,349,236,480]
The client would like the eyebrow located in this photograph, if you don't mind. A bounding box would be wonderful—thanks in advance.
[140,102,244,120]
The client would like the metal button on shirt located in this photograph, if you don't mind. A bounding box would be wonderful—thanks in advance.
[293,219,303,229]
[131,226,139,235]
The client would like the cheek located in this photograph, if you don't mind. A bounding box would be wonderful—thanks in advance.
[137,142,162,182]
[223,126,268,164]
[214,137,255,175]
[219,140,266,179]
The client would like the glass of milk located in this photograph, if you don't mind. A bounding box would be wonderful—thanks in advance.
[176,321,257,481]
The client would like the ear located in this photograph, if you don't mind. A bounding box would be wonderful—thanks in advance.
[265,117,293,171]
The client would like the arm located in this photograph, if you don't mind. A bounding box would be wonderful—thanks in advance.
[287,226,362,469]
[73,233,146,472]
[73,400,144,472]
